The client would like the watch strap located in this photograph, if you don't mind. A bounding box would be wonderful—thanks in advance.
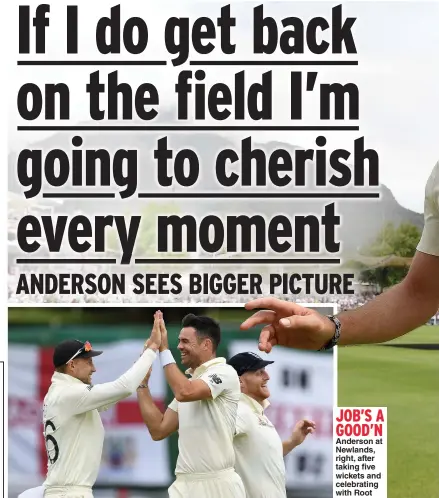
[318,315,341,351]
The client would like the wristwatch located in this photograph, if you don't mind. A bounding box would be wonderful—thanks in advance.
[318,315,341,351]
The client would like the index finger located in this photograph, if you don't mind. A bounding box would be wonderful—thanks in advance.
[152,314,160,335]
[245,297,302,316]
[240,310,276,330]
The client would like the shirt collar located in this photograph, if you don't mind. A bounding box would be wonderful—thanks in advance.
[51,371,85,385]
[185,357,226,378]
[241,393,270,414]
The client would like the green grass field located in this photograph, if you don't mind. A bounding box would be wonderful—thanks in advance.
[338,326,439,498]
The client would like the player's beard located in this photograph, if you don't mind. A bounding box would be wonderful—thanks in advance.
[245,381,270,403]
[181,351,199,369]
[180,353,191,367]
[81,373,93,385]
[259,385,270,400]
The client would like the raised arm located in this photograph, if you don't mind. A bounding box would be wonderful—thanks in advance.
[164,364,213,402]
[282,419,316,456]
[156,311,213,402]
[64,321,161,414]
[137,368,178,441]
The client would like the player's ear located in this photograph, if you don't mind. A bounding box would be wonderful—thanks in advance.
[204,337,213,352]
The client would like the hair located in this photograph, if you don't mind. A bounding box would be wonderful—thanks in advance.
[181,314,221,352]
[55,364,68,374]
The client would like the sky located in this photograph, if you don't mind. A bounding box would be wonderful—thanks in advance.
[10,1,439,213]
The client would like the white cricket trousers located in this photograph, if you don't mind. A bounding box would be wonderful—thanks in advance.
[43,486,93,498]
[168,468,246,498]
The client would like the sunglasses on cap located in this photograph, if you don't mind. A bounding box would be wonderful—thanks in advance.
[67,341,93,363]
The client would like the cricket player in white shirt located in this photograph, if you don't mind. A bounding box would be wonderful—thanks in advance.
[37,324,161,498]
[228,352,316,498]
[137,311,246,498]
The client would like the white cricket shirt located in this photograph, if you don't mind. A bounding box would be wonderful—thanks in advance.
[418,160,439,256]
[42,349,157,489]
[168,357,240,474]
[234,394,287,498]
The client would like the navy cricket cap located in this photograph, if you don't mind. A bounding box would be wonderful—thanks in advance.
[228,352,274,376]
[53,339,103,368]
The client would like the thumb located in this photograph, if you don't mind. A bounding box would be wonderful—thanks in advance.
[279,315,309,329]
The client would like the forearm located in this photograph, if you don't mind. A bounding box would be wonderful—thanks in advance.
[164,363,192,401]
[71,349,158,414]
[282,438,298,456]
[137,388,166,440]
[338,281,437,345]
[118,348,158,392]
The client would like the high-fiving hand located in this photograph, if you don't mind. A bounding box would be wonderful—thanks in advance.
[147,311,162,351]
[155,310,169,352]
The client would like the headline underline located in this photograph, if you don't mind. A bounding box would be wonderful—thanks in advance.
[17,60,359,66]
[16,258,341,265]
[18,125,359,131]
[40,192,380,199]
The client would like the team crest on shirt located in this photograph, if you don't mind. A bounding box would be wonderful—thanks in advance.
[257,415,274,428]
[208,374,222,384]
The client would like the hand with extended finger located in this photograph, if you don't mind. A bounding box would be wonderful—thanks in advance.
[240,297,335,351]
